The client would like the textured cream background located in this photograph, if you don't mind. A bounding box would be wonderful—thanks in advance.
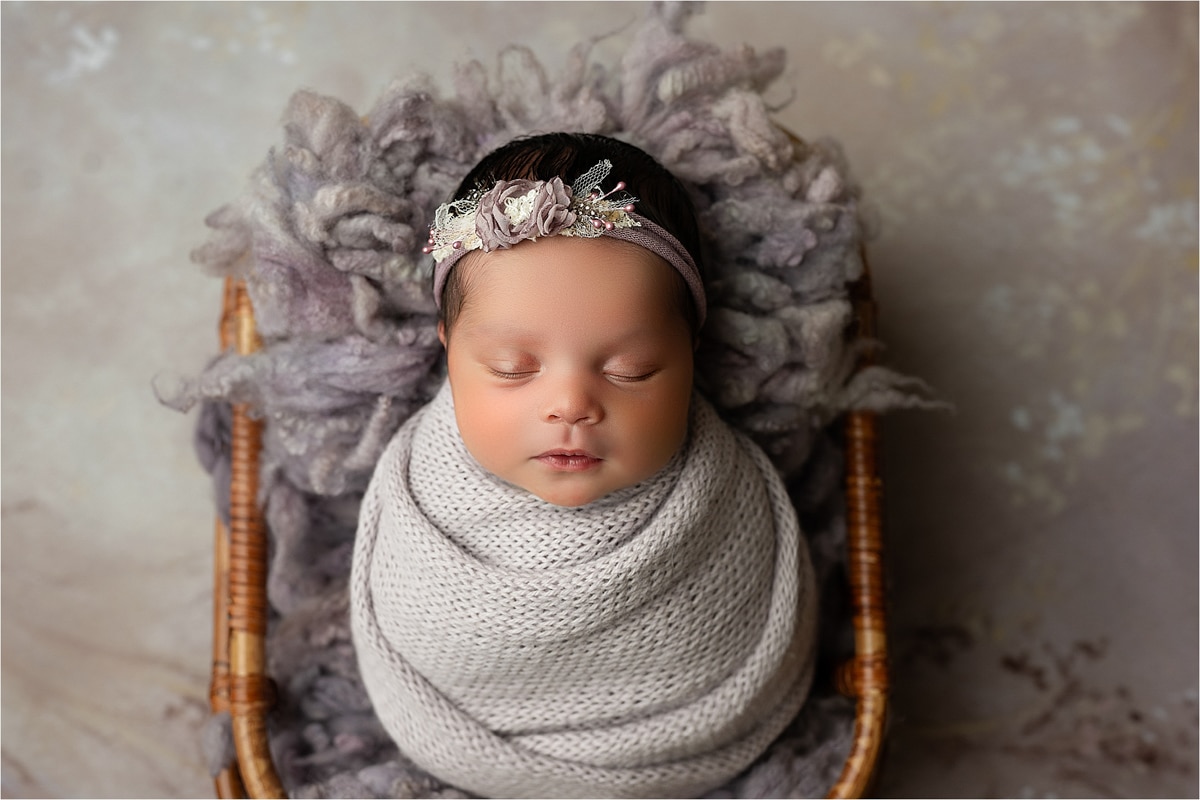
[2,2,1196,797]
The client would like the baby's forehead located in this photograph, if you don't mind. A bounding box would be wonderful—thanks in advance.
[462,238,678,300]
[449,235,698,344]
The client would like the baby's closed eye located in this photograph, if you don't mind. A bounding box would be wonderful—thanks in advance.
[604,367,659,382]
[489,369,537,381]
[479,352,540,379]
[601,352,666,381]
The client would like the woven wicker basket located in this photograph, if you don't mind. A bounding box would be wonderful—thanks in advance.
[203,115,889,795]
[205,258,888,799]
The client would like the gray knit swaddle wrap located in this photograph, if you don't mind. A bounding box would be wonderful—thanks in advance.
[351,382,817,798]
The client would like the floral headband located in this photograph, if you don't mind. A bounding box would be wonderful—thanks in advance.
[425,160,706,326]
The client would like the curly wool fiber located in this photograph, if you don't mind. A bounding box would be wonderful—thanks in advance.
[175,3,933,796]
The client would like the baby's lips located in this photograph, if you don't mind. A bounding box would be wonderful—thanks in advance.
[536,448,601,459]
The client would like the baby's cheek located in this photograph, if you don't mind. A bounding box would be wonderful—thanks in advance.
[626,395,690,474]
[453,386,519,470]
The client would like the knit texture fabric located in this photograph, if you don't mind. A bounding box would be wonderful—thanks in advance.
[351,382,817,798]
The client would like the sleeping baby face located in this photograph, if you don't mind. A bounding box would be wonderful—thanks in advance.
[438,235,695,507]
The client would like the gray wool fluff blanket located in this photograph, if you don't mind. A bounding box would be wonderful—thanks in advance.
[169,2,935,796]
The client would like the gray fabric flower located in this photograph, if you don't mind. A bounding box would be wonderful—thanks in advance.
[475,177,576,250]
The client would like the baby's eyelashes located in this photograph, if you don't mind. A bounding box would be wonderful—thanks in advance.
[478,355,662,383]
[605,368,659,383]
[486,365,539,380]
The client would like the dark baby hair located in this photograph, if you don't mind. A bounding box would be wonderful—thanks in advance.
[438,133,704,337]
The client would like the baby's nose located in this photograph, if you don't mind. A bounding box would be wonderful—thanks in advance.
[542,380,603,426]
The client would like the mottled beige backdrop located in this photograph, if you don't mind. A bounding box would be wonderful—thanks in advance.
[2,2,1196,797]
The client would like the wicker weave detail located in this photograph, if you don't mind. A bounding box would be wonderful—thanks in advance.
[213,278,285,799]
[825,259,889,799]
[229,675,279,716]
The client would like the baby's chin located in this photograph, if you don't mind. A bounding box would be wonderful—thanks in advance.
[475,448,682,508]
[525,480,624,508]
[519,459,685,507]
[512,467,648,508]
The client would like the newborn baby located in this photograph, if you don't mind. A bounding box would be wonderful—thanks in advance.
[351,132,817,798]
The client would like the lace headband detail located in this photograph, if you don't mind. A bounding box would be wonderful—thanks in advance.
[426,160,706,326]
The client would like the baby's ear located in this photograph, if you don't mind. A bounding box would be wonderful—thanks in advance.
[437,320,447,347]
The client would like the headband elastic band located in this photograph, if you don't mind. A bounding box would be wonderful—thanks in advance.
[425,161,706,326]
